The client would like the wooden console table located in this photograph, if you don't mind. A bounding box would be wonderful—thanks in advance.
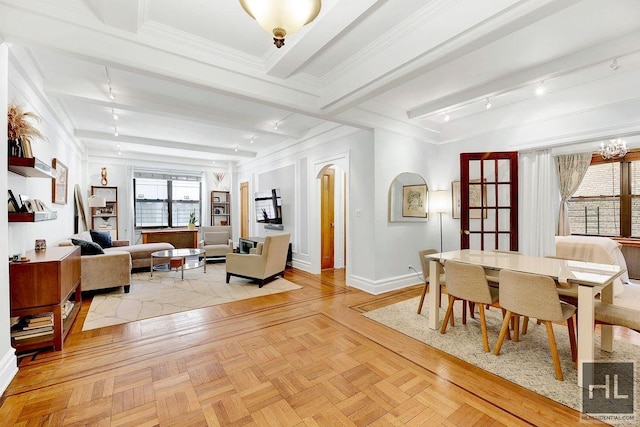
[141,228,198,249]
[9,246,82,352]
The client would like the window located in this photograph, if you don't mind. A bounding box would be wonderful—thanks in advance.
[134,171,201,228]
[568,151,640,237]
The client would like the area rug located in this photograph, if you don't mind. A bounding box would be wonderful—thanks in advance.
[83,263,302,331]
[364,296,640,417]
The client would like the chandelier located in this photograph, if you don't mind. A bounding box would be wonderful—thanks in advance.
[599,138,628,160]
[239,0,321,48]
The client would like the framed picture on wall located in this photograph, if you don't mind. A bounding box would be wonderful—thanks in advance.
[52,158,68,205]
[402,184,427,217]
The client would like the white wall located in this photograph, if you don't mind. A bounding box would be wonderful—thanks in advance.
[2,46,88,395]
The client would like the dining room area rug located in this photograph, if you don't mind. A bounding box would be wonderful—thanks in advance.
[82,262,302,331]
[363,296,640,417]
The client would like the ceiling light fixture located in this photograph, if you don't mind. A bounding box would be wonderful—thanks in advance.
[113,124,119,137]
[234,145,239,152]
[105,66,116,100]
[250,136,254,143]
[535,81,546,96]
[443,113,450,122]
[485,98,492,109]
[599,138,628,160]
[610,58,620,71]
[112,108,118,121]
[239,0,321,48]
[116,143,122,156]
[274,121,279,130]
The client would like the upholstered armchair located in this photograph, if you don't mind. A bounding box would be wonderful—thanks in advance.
[226,233,291,287]
[198,226,234,260]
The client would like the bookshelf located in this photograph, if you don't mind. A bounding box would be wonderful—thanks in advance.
[91,186,118,239]
[211,191,231,226]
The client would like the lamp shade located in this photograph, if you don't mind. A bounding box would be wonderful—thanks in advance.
[240,0,321,47]
[88,195,106,208]
[431,190,448,214]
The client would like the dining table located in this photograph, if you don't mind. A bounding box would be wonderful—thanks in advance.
[424,249,625,387]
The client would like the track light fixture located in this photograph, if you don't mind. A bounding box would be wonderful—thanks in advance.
[250,136,254,143]
[610,58,620,71]
[274,121,279,130]
[444,113,450,122]
[535,81,546,96]
[234,145,239,152]
[485,98,492,109]
[105,66,116,100]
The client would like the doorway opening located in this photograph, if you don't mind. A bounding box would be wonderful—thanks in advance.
[318,164,346,270]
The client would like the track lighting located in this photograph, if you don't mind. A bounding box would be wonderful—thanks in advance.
[610,58,620,71]
[535,81,545,96]
[485,98,492,109]
[250,136,254,144]
[274,121,279,130]
[444,113,450,122]
[234,145,239,152]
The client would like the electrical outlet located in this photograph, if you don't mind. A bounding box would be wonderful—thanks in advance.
[408,264,413,271]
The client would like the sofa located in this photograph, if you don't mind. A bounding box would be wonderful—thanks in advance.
[198,226,234,260]
[60,231,174,293]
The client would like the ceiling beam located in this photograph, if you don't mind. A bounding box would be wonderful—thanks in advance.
[264,0,381,79]
[86,0,146,33]
[74,130,257,158]
[407,29,640,119]
[46,89,303,139]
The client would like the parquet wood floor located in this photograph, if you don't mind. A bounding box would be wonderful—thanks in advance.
[0,268,618,426]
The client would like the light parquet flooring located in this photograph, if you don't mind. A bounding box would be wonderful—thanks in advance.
[0,268,618,426]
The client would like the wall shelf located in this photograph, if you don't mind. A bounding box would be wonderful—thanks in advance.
[9,211,58,222]
[8,156,55,178]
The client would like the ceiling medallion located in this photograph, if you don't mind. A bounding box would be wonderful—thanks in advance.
[239,0,321,48]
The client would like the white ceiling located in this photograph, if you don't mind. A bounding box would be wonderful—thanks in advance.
[1,0,640,167]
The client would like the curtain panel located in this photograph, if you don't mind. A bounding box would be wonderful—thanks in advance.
[554,152,592,236]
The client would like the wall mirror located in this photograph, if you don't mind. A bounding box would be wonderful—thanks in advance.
[388,172,429,222]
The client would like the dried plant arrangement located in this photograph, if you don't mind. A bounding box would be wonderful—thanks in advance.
[7,103,45,144]
[213,172,226,183]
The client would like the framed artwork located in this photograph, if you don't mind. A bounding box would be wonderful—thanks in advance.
[8,190,21,212]
[213,196,220,202]
[451,181,461,219]
[402,184,427,217]
[19,195,34,213]
[52,158,68,205]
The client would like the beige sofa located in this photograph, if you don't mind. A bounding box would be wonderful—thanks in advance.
[61,231,174,293]
[198,226,234,260]
[226,232,290,287]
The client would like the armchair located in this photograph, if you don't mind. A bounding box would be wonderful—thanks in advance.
[198,226,234,260]
[225,233,291,287]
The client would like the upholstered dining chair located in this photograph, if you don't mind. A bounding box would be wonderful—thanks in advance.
[493,269,577,381]
[417,249,444,314]
[440,260,501,352]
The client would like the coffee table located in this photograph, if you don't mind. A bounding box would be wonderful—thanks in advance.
[150,248,206,280]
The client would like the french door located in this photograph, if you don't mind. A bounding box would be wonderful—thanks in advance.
[460,152,518,251]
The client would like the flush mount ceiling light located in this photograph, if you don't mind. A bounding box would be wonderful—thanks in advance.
[239,0,321,48]
[599,138,628,160]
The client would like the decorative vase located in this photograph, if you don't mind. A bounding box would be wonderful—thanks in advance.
[188,223,195,230]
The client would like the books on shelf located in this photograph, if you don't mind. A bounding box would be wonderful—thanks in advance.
[62,301,74,320]
[11,312,54,341]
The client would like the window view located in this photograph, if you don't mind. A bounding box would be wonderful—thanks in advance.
[134,173,201,228]
[568,155,640,237]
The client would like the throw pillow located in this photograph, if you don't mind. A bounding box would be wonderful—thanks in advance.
[71,238,105,255]
[90,229,113,249]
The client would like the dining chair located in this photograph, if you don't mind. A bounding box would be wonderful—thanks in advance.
[493,269,577,381]
[440,260,500,352]
[417,249,445,314]
[594,301,640,333]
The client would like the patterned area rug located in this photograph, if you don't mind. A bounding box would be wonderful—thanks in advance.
[364,296,640,417]
[83,263,301,331]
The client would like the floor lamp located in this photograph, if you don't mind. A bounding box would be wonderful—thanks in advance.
[431,190,448,254]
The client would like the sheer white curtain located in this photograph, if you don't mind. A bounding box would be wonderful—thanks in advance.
[554,152,592,236]
[519,149,557,256]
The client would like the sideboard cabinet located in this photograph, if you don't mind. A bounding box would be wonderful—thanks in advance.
[9,246,82,352]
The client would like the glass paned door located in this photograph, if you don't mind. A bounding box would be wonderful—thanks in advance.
[460,152,518,251]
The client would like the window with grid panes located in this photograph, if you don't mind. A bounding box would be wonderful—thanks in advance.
[568,150,640,237]
[134,172,201,228]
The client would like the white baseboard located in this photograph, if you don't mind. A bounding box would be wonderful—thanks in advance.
[0,348,17,395]
[348,272,418,295]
